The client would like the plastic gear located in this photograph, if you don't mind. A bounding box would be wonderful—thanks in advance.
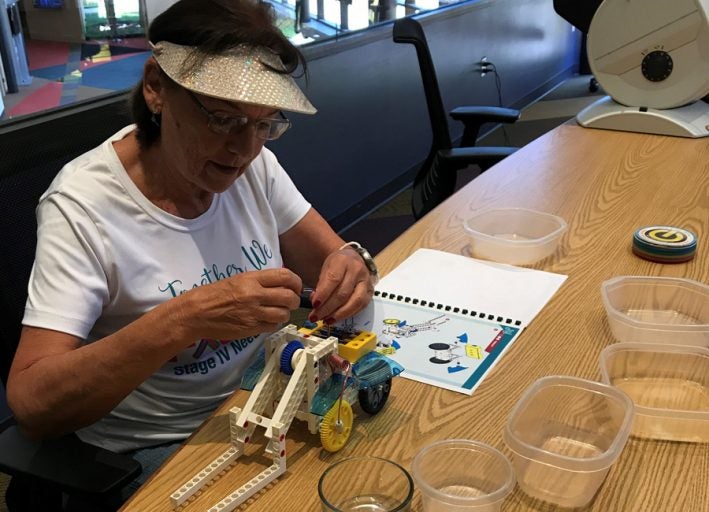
[320,400,353,453]
[279,340,304,375]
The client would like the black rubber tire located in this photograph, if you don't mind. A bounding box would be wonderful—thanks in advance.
[358,378,392,415]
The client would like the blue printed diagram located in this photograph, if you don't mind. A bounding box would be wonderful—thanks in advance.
[428,332,484,375]
[375,315,487,374]
[377,314,449,353]
[381,314,449,338]
[351,298,520,394]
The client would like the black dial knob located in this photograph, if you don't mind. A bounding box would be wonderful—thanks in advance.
[641,51,673,82]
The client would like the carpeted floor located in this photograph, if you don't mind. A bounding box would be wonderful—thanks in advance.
[0,74,602,511]
[2,39,151,118]
[0,473,7,512]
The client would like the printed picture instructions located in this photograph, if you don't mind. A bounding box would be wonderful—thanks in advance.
[348,294,522,395]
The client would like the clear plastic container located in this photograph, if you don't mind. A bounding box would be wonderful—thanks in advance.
[600,343,709,442]
[601,276,709,346]
[411,439,515,512]
[503,376,634,509]
[463,208,566,265]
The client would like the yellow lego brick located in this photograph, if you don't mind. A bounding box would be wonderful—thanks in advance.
[338,331,377,363]
[297,320,324,336]
[297,322,377,363]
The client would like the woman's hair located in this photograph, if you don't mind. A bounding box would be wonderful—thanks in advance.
[131,0,306,148]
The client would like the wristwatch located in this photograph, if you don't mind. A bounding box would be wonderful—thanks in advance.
[340,241,379,284]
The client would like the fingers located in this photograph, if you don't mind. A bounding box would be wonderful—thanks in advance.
[250,305,296,333]
[235,270,301,311]
[317,280,373,323]
[190,268,302,341]
[217,304,296,340]
[310,249,373,323]
[256,268,303,295]
[255,269,302,311]
[260,285,301,311]
[311,262,353,319]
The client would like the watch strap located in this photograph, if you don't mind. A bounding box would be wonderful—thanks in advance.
[339,241,379,283]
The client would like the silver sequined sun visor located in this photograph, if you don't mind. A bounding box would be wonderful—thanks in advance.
[151,41,316,115]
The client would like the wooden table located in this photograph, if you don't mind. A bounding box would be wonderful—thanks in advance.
[122,124,709,512]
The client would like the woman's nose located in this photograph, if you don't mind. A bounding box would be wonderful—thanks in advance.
[225,126,262,155]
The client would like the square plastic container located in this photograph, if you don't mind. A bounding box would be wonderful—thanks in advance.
[600,343,709,442]
[601,276,709,346]
[411,439,515,511]
[503,376,634,509]
[463,208,566,265]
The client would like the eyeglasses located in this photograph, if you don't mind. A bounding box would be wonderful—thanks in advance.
[185,89,291,141]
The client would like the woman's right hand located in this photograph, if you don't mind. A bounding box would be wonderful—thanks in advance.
[180,267,303,342]
[7,268,302,439]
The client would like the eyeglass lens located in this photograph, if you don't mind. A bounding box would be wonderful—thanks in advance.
[209,116,289,140]
[186,89,290,140]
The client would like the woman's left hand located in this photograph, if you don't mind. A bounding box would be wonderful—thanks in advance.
[308,246,374,324]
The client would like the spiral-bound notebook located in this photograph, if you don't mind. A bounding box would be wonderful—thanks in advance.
[347,249,567,395]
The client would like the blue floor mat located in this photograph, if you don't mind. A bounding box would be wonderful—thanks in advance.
[31,63,67,80]
[80,52,150,91]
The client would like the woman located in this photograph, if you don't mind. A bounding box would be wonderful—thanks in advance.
[6,0,376,497]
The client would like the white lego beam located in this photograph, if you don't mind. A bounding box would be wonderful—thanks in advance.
[171,325,351,510]
[206,462,286,512]
[170,446,242,507]
[265,349,308,439]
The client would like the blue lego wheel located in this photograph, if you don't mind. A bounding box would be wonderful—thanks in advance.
[280,340,304,375]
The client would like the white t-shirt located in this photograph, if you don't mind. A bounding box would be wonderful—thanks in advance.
[23,126,311,452]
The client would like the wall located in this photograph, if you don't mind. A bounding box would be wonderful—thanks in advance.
[8,0,579,230]
[21,0,83,42]
[270,0,579,229]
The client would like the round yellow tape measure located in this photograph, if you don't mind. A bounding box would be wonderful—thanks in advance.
[632,226,697,263]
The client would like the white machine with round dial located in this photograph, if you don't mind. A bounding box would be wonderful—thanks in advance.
[577,0,709,138]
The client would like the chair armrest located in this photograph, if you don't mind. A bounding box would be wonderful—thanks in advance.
[439,146,518,165]
[0,425,141,496]
[450,107,521,147]
[450,106,521,125]
[411,145,519,219]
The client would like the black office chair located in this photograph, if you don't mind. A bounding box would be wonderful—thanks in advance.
[0,97,141,511]
[393,17,520,219]
[553,0,604,92]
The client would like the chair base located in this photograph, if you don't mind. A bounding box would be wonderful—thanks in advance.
[6,476,63,512]
[0,426,141,496]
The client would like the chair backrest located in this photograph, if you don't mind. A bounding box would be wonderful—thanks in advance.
[393,17,453,151]
[553,0,603,34]
[0,158,65,386]
[0,94,133,386]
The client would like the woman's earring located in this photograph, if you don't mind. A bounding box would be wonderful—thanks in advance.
[151,107,162,127]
